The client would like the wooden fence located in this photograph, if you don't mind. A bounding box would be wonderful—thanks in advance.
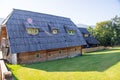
[82,46,105,53]
[0,51,12,80]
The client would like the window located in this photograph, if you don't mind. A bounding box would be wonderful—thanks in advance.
[27,28,39,35]
[84,34,89,37]
[59,50,62,54]
[48,53,51,56]
[68,30,75,35]
[75,48,77,51]
[35,54,40,58]
[52,29,58,34]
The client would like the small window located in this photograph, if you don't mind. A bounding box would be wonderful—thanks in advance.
[68,30,75,35]
[27,28,39,35]
[59,50,62,54]
[48,53,51,56]
[35,54,40,58]
[52,29,58,34]
[84,34,89,37]
[75,48,77,51]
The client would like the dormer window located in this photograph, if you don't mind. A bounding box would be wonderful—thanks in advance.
[24,18,39,35]
[64,25,76,35]
[52,29,58,34]
[27,28,39,35]
[68,30,75,35]
[84,34,89,37]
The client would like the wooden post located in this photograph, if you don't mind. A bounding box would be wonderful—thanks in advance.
[3,71,12,80]
[12,54,17,64]
[0,64,2,80]
[0,60,12,80]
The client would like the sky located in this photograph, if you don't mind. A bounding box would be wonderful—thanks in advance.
[0,0,120,25]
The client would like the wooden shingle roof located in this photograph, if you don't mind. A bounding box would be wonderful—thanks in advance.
[78,28,90,34]
[78,28,99,45]
[4,9,86,53]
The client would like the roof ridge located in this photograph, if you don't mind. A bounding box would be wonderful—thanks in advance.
[13,8,70,20]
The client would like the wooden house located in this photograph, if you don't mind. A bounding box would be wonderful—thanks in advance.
[78,28,99,48]
[0,9,86,64]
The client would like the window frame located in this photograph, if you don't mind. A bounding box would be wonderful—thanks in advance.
[52,29,58,34]
[27,28,39,35]
[59,50,62,54]
[84,34,89,37]
[35,54,41,58]
[68,30,75,35]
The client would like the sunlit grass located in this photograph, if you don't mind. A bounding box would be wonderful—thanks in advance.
[7,47,120,80]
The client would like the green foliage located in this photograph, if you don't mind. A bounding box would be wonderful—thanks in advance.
[87,26,95,36]
[7,47,120,80]
[87,16,120,46]
[111,16,120,45]
[95,21,113,46]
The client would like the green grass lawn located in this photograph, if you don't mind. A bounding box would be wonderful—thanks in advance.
[7,47,120,80]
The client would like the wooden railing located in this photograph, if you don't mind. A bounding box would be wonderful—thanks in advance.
[0,51,12,80]
[0,64,1,80]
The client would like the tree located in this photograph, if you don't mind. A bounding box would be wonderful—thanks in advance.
[94,21,114,46]
[91,15,120,46]
[87,26,94,36]
[111,16,120,45]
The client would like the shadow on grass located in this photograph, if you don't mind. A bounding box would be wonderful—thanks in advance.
[22,49,120,72]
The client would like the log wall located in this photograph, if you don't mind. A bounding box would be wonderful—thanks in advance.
[17,50,47,64]
[17,46,82,64]
[0,26,7,45]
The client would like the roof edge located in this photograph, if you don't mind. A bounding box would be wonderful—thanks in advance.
[13,8,71,20]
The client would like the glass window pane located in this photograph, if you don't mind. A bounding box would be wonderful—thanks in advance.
[68,30,75,35]
[52,29,58,34]
[27,28,39,35]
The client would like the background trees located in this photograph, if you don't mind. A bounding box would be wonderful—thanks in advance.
[87,16,120,46]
